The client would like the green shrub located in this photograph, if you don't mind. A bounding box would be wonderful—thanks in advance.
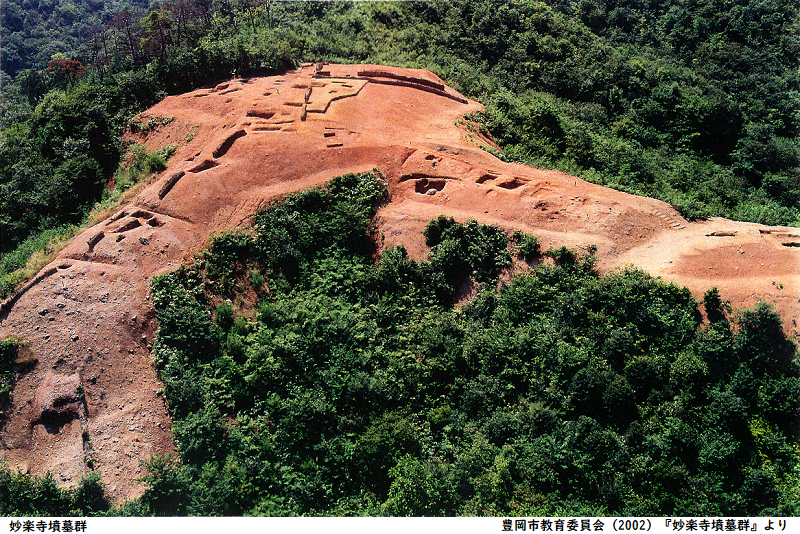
[140,171,799,517]
[511,230,540,262]
[0,464,110,516]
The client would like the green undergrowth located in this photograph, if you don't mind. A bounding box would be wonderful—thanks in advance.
[4,171,798,516]
[112,142,173,196]
[3,0,798,295]
[132,172,799,516]
[4,0,799,263]
[0,225,79,299]
[0,143,173,301]
[0,467,110,516]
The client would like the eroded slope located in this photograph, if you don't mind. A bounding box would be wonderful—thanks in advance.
[1,63,798,502]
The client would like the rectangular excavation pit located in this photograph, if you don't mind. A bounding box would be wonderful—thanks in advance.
[252,125,282,132]
[87,232,105,250]
[109,210,127,222]
[496,178,524,190]
[415,178,447,194]
[114,219,142,233]
[158,171,185,199]
[212,130,247,158]
[188,159,220,172]
[358,70,446,91]
[247,110,277,119]
[129,210,154,220]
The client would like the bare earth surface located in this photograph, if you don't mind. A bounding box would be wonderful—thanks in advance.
[2,63,798,503]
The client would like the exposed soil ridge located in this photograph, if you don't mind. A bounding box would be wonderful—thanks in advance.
[1,62,798,502]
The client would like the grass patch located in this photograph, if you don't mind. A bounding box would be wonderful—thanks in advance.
[0,144,175,301]
[0,226,81,299]
[114,143,174,193]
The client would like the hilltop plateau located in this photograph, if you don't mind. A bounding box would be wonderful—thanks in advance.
[1,63,798,503]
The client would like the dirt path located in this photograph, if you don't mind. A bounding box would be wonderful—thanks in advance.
[2,63,797,502]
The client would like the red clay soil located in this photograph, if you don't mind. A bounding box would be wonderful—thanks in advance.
[2,63,798,503]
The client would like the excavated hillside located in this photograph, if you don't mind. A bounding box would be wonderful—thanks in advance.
[1,63,798,502]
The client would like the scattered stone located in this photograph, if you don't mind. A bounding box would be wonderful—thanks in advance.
[56,302,66,309]
[38,309,48,316]
[71,335,79,342]
[139,237,149,245]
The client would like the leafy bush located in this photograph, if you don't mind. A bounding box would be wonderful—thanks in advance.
[140,175,800,516]
[511,230,540,262]
[425,216,511,288]
[0,465,111,516]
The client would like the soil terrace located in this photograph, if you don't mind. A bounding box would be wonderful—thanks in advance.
[1,63,798,502]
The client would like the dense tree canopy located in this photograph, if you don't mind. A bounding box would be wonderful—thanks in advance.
[2,171,798,516]
[130,173,798,516]
[1,1,799,516]
[2,0,798,287]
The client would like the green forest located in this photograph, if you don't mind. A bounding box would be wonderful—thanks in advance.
[1,0,799,517]
[2,0,799,291]
[4,172,800,516]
